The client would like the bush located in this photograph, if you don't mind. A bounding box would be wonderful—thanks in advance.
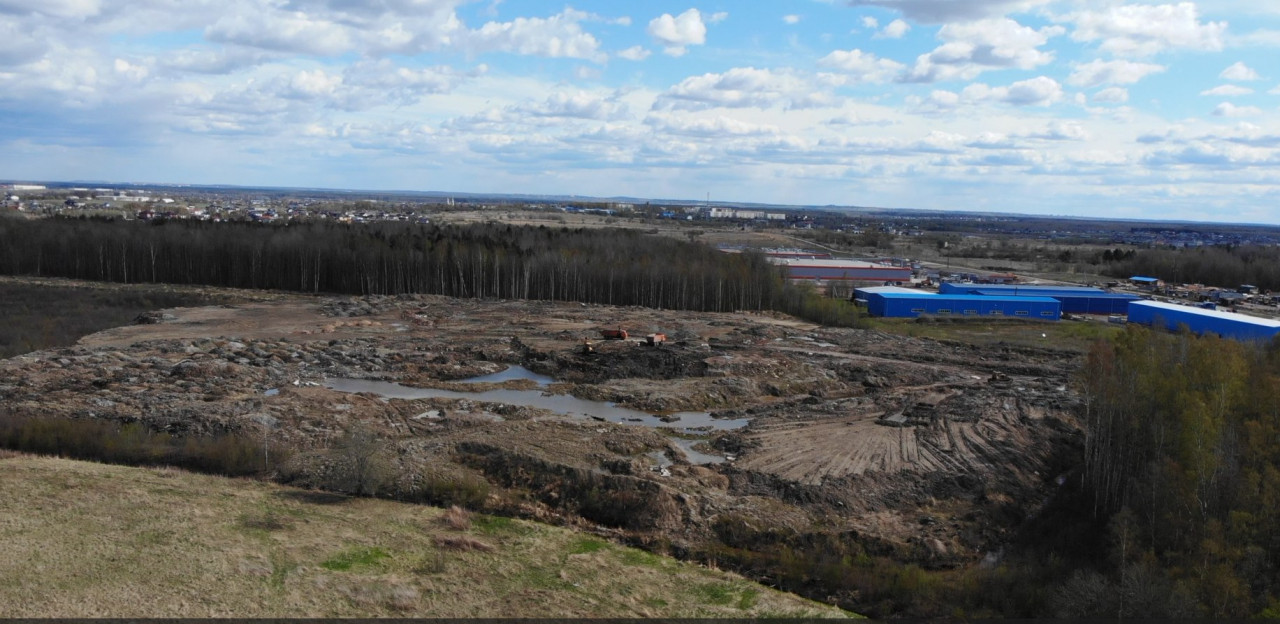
[0,412,280,477]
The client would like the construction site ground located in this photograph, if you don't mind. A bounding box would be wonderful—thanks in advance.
[0,286,1085,576]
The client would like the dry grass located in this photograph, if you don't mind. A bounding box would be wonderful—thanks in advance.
[433,534,494,553]
[439,505,471,531]
[0,455,854,618]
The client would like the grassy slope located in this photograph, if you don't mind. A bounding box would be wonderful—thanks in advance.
[0,454,852,618]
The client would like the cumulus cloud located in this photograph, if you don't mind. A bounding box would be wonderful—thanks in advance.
[1093,87,1129,103]
[203,4,610,61]
[655,66,839,110]
[1220,61,1260,81]
[783,14,800,25]
[861,16,879,29]
[616,45,651,61]
[205,12,355,56]
[1067,59,1165,87]
[1212,102,1262,117]
[1028,121,1089,141]
[645,113,779,138]
[648,8,707,56]
[917,76,1063,111]
[1201,84,1254,96]
[707,11,728,23]
[845,0,1051,23]
[515,91,629,121]
[0,20,48,65]
[1068,3,1227,57]
[975,76,1064,106]
[0,0,102,18]
[817,49,905,83]
[902,18,1064,83]
[468,8,607,62]
[878,19,911,39]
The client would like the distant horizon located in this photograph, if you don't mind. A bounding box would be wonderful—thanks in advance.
[10,177,1280,230]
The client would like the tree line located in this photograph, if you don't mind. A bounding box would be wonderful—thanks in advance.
[1102,245,1280,291]
[1071,326,1280,617]
[0,216,861,326]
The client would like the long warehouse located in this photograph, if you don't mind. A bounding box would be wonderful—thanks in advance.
[771,258,912,283]
[1127,300,1280,342]
[939,283,1140,315]
[855,286,1061,320]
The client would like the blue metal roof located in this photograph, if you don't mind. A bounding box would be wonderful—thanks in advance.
[940,283,1108,295]
[1128,300,1280,342]
[874,292,1060,303]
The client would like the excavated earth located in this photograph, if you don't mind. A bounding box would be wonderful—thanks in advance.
[0,292,1084,571]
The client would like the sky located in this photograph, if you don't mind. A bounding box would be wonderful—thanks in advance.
[2,1,1280,223]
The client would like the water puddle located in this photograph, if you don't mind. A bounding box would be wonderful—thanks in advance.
[649,450,673,469]
[323,376,749,431]
[673,438,727,465]
[264,388,280,397]
[462,365,554,386]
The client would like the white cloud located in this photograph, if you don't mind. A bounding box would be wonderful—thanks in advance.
[1212,102,1262,117]
[1200,85,1254,96]
[515,91,628,120]
[1093,87,1129,103]
[783,14,801,25]
[903,18,1064,83]
[1220,62,1260,81]
[845,0,1052,23]
[648,8,707,56]
[1028,121,1089,141]
[656,67,839,110]
[645,113,779,138]
[0,0,101,18]
[616,45,651,61]
[1068,3,1227,57]
[878,19,911,39]
[707,11,728,24]
[861,16,879,29]
[205,12,355,56]
[817,49,905,83]
[978,75,1064,106]
[1067,59,1165,87]
[468,8,607,63]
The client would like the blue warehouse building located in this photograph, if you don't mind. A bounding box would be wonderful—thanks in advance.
[1127,300,1280,343]
[939,283,1141,315]
[855,287,1061,320]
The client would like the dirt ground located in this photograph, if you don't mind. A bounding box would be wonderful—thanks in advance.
[0,287,1084,571]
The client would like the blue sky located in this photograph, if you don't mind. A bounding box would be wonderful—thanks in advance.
[2,1,1280,223]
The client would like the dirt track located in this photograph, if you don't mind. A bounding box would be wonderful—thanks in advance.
[1,290,1084,567]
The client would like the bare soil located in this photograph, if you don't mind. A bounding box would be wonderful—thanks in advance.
[0,284,1084,576]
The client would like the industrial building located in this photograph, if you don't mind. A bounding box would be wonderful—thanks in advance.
[772,258,912,283]
[855,286,1061,320]
[1127,300,1280,342]
[939,283,1141,315]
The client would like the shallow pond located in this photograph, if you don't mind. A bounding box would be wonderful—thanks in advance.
[324,366,749,431]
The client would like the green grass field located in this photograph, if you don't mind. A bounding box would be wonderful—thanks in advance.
[869,316,1123,352]
[0,453,853,618]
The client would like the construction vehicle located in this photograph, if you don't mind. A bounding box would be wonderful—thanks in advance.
[644,333,666,347]
[599,327,629,340]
